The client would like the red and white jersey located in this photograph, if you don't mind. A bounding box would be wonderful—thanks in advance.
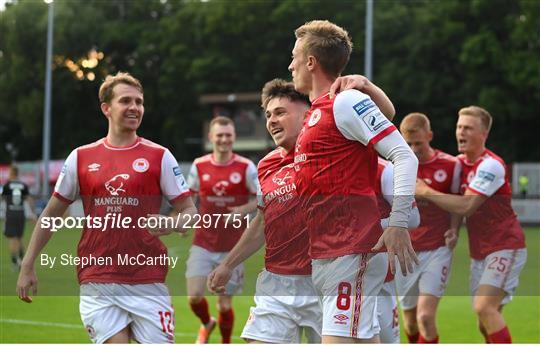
[294,90,397,259]
[412,150,460,251]
[257,148,311,275]
[187,153,258,252]
[458,149,525,259]
[54,137,190,284]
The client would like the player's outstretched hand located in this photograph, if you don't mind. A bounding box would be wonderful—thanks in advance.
[372,226,419,275]
[17,264,38,303]
[445,228,459,250]
[329,74,370,99]
[207,264,232,295]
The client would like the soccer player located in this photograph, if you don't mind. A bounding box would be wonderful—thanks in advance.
[415,106,527,343]
[2,165,36,271]
[16,72,197,344]
[288,20,419,343]
[207,75,398,344]
[186,116,258,344]
[397,113,462,343]
[376,157,421,344]
[208,78,319,343]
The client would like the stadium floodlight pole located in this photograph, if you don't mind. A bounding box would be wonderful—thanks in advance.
[364,0,373,81]
[42,0,54,197]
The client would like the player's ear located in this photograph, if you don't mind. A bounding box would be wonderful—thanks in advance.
[428,130,434,142]
[100,102,110,117]
[306,55,316,71]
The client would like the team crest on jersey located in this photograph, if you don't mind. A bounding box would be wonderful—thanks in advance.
[272,164,294,186]
[132,158,149,173]
[88,163,101,172]
[105,174,130,196]
[308,109,322,127]
[202,173,211,181]
[434,169,447,183]
[229,172,242,184]
[212,180,229,196]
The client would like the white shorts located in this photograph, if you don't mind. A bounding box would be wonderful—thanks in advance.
[185,245,244,295]
[79,283,174,344]
[470,248,527,305]
[241,270,322,343]
[395,246,453,310]
[312,253,387,339]
[377,280,399,344]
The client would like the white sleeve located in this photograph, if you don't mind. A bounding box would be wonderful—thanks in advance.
[333,89,395,146]
[381,206,421,229]
[380,162,394,206]
[374,131,418,228]
[450,160,462,194]
[187,162,199,192]
[468,158,505,196]
[160,149,190,202]
[379,162,421,229]
[54,149,79,202]
[245,161,259,194]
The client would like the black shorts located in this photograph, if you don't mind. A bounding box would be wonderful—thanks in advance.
[4,213,25,238]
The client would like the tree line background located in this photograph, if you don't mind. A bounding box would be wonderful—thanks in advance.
[1,0,538,163]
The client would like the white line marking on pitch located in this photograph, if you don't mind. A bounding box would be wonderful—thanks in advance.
[0,319,242,339]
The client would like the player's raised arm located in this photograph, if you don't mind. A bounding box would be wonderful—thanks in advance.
[207,210,265,294]
[329,74,395,120]
[416,178,487,217]
[17,196,70,303]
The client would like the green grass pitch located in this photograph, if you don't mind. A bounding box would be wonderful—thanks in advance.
[1,222,538,343]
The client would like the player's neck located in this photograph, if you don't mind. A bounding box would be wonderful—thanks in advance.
[106,130,138,147]
[419,147,436,163]
[213,151,233,164]
[309,74,333,102]
[465,145,486,162]
[280,143,293,154]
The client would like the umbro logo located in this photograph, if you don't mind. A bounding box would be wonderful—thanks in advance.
[88,163,101,172]
[334,313,349,325]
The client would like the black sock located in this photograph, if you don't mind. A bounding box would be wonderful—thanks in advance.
[11,255,18,265]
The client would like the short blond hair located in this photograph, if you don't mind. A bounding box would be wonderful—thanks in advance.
[209,116,234,130]
[458,106,492,131]
[99,72,143,104]
[400,112,431,134]
[295,20,353,78]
